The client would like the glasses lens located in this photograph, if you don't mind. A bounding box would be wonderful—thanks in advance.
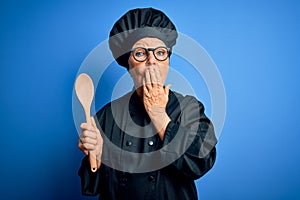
[154,47,169,61]
[133,48,147,62]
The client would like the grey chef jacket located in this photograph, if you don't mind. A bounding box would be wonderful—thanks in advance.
[78,90,217,200]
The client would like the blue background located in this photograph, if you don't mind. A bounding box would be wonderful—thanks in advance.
[1,0,300,199]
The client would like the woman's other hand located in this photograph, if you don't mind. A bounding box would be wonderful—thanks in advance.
[143,66,171,140]
[78,117,103,169]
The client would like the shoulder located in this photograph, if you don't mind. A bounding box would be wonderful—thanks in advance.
[169,90,204,109]
[95,91,134,118]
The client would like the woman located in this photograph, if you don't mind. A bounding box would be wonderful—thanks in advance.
[78,7,217,200]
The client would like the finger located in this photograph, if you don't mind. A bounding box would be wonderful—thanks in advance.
[153,67,162,86]
[83,143,97,151]
[145,69,152,91]
[149,66,157,85]
[81,133,98,145]
[78,139,89,155]
[164,84,172,96]
[80,123,94,131]
[80,130,97,139]
[145,69,151,85]
[143,78,150,98]
[78,138,84,150]
[83,149,89,155]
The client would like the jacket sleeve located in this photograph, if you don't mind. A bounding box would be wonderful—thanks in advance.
[78,156,102,196]
[162,96,217,180]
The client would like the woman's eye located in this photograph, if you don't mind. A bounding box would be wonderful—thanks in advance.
[156,50,166,56]
[158,51,164,55]
[135,52,144,57]
[134,49,146,57]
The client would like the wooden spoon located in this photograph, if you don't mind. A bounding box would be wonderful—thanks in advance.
[75,73,97,172]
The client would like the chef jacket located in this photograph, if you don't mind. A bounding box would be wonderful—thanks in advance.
[78,90,217,200]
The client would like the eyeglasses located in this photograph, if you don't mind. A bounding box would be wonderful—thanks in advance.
[130,46,170,62]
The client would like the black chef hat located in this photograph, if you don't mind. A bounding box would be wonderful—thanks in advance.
[109,7,178,69]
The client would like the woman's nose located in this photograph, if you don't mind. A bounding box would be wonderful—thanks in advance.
[146,51,157,65]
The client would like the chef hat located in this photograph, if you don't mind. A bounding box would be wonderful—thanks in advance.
[108,7,178,69]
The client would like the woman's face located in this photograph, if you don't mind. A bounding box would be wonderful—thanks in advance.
[128,37,169,95]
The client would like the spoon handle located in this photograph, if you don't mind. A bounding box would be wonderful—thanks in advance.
[84,108,98,172]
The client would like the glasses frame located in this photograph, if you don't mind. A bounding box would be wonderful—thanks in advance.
[130,46,170,62]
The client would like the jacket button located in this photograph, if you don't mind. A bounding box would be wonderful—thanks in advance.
[126,141,132,146]
[148,140,154,146]
[148,175,155,182]
[120,177,128,187]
